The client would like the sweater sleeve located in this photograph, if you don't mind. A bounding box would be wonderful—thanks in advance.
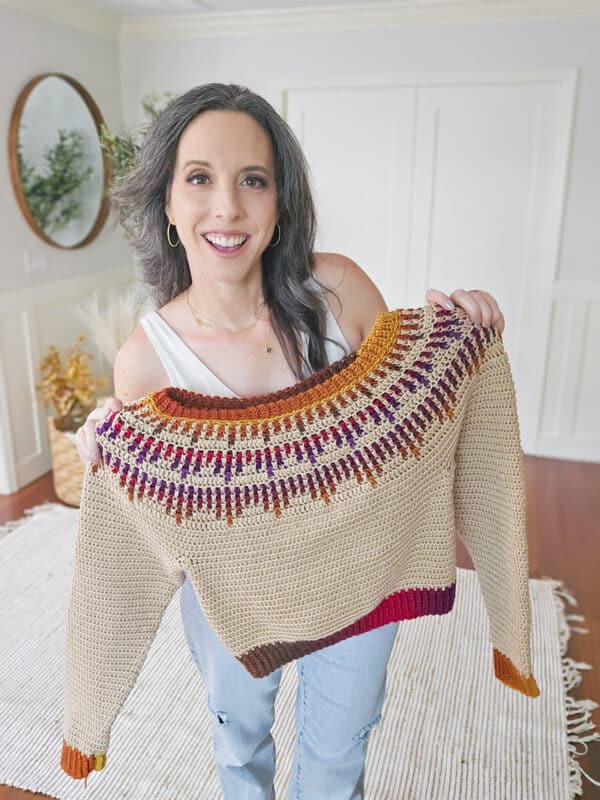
[453,331,540,698]
[60,461,184,783]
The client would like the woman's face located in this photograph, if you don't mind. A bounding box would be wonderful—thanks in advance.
[165,110,279,278]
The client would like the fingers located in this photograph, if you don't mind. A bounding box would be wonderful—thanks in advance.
[104,396,123,412]
[75,423,98,467]
[448,289,503,332]
[75,396,122,465]
[447,289,487,324]
[427,288,506,334]
[425,288,455,311]
[473,290,505,334]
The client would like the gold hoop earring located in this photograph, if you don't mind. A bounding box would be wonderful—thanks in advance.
[268,223,281,248]
[167,222,180,248]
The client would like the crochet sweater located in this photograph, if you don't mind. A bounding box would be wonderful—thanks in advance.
[60,305,540,784]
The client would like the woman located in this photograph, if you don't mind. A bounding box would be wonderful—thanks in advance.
[76,83,506,800]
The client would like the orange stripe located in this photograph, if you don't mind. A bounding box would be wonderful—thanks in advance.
[147,309,403,423]
[61,738,106,779]
[493,648,540,697]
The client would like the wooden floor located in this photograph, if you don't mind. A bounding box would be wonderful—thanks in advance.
[1,457,599,799]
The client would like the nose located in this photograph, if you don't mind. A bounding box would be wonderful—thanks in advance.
[213,181,243,220]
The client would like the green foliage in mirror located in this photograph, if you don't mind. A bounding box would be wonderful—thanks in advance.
[99,90,177,188]
[17,128,93,234]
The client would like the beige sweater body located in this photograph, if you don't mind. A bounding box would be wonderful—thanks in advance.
[60,304,540,783]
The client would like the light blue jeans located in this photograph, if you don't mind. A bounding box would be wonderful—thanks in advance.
[179,573,399,800]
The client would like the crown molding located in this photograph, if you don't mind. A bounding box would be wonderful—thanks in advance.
[1,0,119,39]
[2,0,600,43]
[120,1,600,41]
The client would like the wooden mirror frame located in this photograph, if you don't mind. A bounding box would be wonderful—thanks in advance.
[8,73,113,250]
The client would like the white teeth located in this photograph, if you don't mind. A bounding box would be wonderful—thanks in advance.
[205,234,247,247]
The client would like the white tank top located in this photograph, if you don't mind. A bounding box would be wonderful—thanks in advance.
[138,276,352,396]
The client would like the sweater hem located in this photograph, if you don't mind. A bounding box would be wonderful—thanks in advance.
[61,737,106,785]
[493,647,540,697]
[239,581,457,677]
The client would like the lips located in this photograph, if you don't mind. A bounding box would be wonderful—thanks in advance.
[202,235,250,255]
[203,231,250,238]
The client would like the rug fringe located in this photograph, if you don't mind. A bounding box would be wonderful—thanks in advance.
[541,576,600,797]
[0,501,69,541]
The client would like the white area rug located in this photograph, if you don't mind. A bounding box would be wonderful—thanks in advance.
[0,502,599,800]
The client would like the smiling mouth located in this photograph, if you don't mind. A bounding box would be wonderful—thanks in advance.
[203,235,249,253]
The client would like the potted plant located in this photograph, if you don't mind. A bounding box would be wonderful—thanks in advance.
[36,334,109,506]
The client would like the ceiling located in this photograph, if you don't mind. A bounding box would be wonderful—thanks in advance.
[72,0,414,16]
[13,0,600,33]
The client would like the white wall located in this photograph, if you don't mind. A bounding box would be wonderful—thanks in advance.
[120,16,600,287]
[0,3,130,294]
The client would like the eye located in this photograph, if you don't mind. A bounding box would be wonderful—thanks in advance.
[243,175,267,188]
[186,173,267,188]
[187,172,208,185]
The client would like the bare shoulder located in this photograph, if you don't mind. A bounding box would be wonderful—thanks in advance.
[313,251,389,341]
[113,322,169,404]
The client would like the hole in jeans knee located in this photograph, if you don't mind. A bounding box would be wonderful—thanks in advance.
[208,699,230,726]
[352,712,382,742]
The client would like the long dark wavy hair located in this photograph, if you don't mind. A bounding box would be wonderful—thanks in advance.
[110,82,347,380]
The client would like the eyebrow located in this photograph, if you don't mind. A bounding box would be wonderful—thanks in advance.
[182,160,271,175]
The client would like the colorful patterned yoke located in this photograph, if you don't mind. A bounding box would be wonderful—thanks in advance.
[61,304,540,784]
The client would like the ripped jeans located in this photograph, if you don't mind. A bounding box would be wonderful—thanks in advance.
[179,573,399,800]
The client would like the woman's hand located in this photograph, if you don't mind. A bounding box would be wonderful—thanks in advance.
[425,288,505,335]
[75,396,123,466]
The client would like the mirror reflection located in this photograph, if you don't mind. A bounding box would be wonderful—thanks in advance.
[9,74,110,248]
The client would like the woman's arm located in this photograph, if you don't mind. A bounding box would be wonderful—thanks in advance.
[314,252,506,338]
[75,326,164,466]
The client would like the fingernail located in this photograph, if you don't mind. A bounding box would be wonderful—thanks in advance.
[444,301,455,310]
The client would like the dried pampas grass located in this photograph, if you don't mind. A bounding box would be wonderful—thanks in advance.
[74,282,156,367]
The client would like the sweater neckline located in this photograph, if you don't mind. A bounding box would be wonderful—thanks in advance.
[148,306,429,421]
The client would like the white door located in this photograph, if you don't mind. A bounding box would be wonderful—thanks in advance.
[284,70,576,454]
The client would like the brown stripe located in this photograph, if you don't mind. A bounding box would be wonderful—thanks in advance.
[148,309,405,420]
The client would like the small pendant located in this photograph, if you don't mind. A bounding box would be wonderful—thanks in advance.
[266,346,272,353]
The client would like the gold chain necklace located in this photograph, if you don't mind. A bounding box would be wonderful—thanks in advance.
[185,288,272,353]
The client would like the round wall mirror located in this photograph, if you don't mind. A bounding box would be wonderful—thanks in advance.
[8,73,112,249]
